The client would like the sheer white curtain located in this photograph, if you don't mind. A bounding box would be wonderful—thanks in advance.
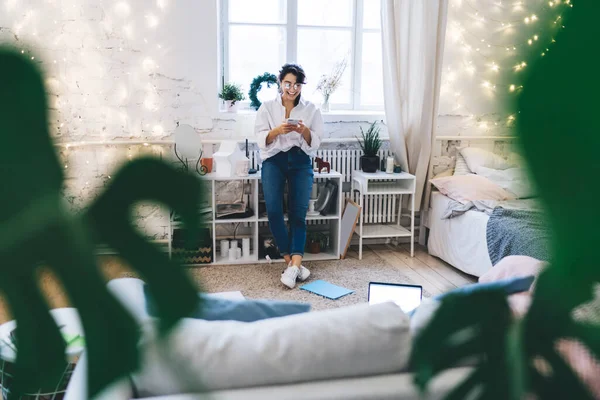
[381,0,448,210]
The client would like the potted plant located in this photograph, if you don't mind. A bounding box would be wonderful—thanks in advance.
[306,231,328,254]
[219,82,245,112]
[357,121,382,173]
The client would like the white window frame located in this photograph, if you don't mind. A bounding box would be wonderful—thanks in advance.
[220,0,382,111]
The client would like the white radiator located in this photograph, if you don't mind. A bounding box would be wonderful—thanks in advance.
[248,148,397,224]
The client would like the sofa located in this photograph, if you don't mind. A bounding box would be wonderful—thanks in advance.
[63,277,472,400]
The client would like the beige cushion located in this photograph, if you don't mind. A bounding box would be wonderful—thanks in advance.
[479,255,546,287]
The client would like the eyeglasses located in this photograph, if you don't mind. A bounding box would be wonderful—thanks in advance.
[283,82,303,90]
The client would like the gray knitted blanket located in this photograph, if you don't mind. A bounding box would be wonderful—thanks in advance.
[486,207,551,266]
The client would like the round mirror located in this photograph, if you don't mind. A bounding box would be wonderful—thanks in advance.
[174,124,201,160]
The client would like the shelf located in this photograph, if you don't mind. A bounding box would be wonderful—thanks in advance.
[212,253,259,265]
[253,251,339,263]
[171,221,213,228]
[257,171,343,179]
[258,214,340,222]
[353,171,414,181]
[313,171,343,179]
[356,224,412,238]
[202,173,260,181]
[358,184,415,195]
[214,216,257,224]
[302,251,340,261]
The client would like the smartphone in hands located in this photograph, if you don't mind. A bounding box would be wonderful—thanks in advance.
[286,118,300,126]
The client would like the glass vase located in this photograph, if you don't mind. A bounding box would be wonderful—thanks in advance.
[321,94,330,112]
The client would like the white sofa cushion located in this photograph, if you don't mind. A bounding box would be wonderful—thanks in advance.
[132,302,411,396]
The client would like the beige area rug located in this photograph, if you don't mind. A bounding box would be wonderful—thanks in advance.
[0,250,428,323]
[186,249,431,311]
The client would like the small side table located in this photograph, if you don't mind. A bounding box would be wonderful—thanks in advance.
[352,170,416,260]
[0,308,85,398]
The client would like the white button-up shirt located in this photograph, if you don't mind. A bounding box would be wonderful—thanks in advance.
[254,95,324,161]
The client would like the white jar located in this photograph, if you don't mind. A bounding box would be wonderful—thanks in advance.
[386,156,394,174]
[228,247,237,261]
[242,237,251,258]
[220,240,230,259]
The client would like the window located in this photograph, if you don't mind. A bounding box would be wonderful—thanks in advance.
[220,0,384,111]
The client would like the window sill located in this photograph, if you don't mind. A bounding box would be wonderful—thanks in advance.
[215,109,385,123]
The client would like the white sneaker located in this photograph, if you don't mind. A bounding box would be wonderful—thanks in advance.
[281,265,299,289]
[297,265,310,282]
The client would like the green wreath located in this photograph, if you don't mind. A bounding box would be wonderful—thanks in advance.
[249,72,278,110]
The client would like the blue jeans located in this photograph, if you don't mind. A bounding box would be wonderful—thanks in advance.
[261,147,314,257]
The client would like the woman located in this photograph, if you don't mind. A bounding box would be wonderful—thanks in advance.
[255,63,324,289]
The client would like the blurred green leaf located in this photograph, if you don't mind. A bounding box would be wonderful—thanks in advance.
[412,1,600,399]
[0,45,204,398]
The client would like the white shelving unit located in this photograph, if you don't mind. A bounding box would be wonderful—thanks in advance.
[169,170,344,266]
[352,170,416,259]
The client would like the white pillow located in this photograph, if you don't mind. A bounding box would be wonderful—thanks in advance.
[132,302,411,396]
[460,147,516,172]
[430,174,516,204]
[474,166,536,199]
[453,152,472,176]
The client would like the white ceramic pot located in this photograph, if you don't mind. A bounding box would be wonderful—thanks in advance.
[225,100,239,113]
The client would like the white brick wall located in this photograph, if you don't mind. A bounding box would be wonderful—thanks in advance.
[0,0,507,238]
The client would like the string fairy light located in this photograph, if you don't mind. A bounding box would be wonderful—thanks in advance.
[441,0,572,126]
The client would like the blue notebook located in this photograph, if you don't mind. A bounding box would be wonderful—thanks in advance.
[300,280,354,300]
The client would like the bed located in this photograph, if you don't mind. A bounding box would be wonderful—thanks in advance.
[427,191,492,277]
[422,137,551,277]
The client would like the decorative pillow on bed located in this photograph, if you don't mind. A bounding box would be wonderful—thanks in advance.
[453,152,472,176]
[429,174,516,204]
[433,168,454,179]
[460,147,517,172]
[474,165,536,199]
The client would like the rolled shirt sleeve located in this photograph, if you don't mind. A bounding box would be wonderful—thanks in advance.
[254,104,272,151]
[299,107,323,157]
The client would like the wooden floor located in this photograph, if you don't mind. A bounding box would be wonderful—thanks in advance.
[362,243,477,296]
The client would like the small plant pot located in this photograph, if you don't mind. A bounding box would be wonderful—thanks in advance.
[225,100,239,113]
[307,241,321,254]
[360,155,380,173]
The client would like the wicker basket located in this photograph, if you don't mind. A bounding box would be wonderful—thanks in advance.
[172,228,212,264]
[0,359,75,400]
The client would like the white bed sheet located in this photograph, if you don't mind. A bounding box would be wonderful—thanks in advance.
[427,192,493,277]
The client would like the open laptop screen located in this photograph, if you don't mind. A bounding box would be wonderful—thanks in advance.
[368,282,422,313]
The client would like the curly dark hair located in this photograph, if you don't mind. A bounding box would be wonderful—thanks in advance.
[278,63,306,106]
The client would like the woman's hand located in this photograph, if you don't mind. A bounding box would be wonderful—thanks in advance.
[266,121,295,145]
[277,121,296,135]
[296,120,312,146]
[294,120,310,135]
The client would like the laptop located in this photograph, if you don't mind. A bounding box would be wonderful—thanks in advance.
[368,282,423,313]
